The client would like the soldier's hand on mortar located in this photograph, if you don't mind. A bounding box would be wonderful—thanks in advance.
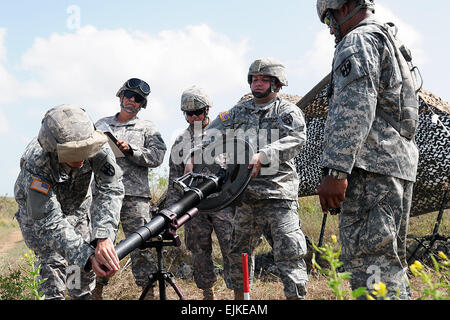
[316,176,348,214]
[91,238,120,278]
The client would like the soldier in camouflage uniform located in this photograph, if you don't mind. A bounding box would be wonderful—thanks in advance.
[316,0,420,299]
[167,86,234,300]
[187,59,309,300]
[14,105,124,300]
[95,78,167,299]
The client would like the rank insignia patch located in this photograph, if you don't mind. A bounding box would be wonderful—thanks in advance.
[30,179,50,195]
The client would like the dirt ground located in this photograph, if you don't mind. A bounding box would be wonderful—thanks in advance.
[0,229,23,258]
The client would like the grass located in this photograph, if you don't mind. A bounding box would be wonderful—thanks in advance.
[0,196,28,272]
[0,189,448,300]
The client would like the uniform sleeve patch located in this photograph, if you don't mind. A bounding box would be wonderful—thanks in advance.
[101,162,116,177]
[30,179,50,195]
[340,59,352,77]
[281,113,293,125]
[219,112,230,122]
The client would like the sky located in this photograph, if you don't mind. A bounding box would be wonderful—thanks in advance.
[1,1,449,196]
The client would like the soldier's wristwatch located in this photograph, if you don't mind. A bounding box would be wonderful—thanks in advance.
[328,169,348,180]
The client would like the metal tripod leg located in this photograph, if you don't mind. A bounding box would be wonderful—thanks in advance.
[164,272,185,300]
[139,239,185,300]
[407,186,449,264]
[139,273,158,300]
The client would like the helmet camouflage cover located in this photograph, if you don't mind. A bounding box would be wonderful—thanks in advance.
[38,104,107,163]
[247,58,288,87]
[316,0,375,23]
[181,85,213,112]
[316,0,348,22]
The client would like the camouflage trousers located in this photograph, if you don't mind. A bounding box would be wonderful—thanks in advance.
[229,197,308,299]
[98,196,157,288]
[17,215,95,300]
[340,168,414,300]
[184,207,234,289]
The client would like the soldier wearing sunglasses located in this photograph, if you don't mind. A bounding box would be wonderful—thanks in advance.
[166,86,234,300]
[94,78,167,299]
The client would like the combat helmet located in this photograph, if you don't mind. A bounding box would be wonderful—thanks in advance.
[181,86,213,112]
[316,0,375,23]
[247,58,288,87]
[38,105,107,163]
[116,78,151,109]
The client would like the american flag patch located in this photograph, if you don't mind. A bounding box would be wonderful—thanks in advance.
[219,112,230,122]
[30,179,50,195]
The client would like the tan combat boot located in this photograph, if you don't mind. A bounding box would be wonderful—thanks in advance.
[92,282,104,300]
[203,288,215,300]
[234,290,244,300]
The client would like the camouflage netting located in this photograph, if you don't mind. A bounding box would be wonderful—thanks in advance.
[239,83,450,217]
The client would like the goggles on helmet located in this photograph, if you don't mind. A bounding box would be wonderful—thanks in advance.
[126,78,151,95]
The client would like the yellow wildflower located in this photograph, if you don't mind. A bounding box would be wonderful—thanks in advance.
[438,251,448,260]
[372,282,387,297]
[410,260,424,276]
[366,294,376,300]
[331,235,337,244]
[413,260,424,270]
[23,250,33,259]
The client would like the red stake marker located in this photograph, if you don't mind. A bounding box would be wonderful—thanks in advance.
[242,253,250,300]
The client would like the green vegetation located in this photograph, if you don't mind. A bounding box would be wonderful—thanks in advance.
[0,174,448,300]
[0,250,46,300]
[311,235,449,300]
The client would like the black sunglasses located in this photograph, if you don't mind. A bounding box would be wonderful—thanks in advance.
[123,90,146,103]
[185,108,206,117]
[126,78,151,95]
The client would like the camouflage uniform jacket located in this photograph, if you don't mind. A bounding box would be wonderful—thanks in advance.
[322,18,419,182]
[14,139,124,268]
[96,114,167,198]
[167,124,205,206]
[202,97,307,200]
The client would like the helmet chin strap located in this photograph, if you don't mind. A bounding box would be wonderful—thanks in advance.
[252,88,272,99]
[121,98,142,115]
[328,13,343,45]
[185,109,209,128]
[251,78,279,99]
[337,3,364,26]
[331,1,374,44]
